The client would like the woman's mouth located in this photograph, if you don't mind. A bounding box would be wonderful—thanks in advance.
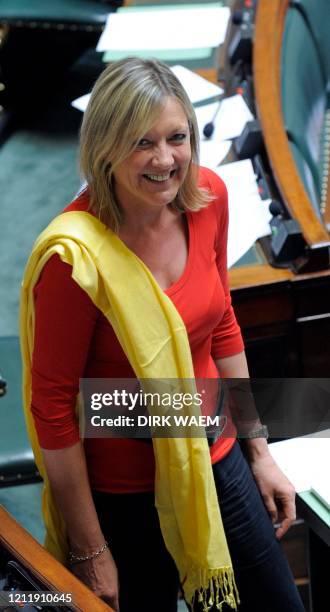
[143,169,176,182]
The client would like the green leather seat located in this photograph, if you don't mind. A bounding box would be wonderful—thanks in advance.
[289,141,321,217]
[0,0,121,29]
[0,337,40,487]
[281,6,329,217]
[293,0,330,83]
[0,1,121,118]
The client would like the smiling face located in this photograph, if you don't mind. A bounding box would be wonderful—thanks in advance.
[112,97,192,215]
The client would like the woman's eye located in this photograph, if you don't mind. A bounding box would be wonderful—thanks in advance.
[170,133,187,142]
[137,138,150,148]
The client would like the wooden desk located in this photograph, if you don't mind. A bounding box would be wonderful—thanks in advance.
[229,263,330,376]
[0,506,113,612]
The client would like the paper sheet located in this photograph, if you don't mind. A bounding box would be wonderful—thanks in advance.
[269,432,330,493]
[215,160,272,268]
[97,6,230,52]
[195,94,254,142]
[171,65,222,104]
[72,66,222,111]
[71,93,90,113]
[199,140,231,168]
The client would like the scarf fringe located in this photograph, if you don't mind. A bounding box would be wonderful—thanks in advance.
[191,568,240,611]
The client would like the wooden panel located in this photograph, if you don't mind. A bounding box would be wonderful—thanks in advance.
[297,317,330,377]
[232,285,293,328]
[292,274,330,318]
[229,264,293,290]
[195,68,218,84]
[0,506,113,612]
[281,521,310,612]
[230,267,330,377]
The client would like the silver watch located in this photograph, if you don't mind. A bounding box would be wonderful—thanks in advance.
[240,425,269,439]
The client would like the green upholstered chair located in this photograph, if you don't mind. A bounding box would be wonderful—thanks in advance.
[0,1,121,28]
[292,0,330,83]
[281,4,330,220]
[288,140,321,213]
[0,1,121,118]
[0,337,40,487]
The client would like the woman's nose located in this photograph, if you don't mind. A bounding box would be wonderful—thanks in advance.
[152,142,173,168]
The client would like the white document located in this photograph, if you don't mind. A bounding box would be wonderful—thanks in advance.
[171,65,222,104]
[71,66,223,111]
[269,432,330,494]
[216,159,257,195]
[71,93,90,112]
[196,95,254,142]
[215,160,272,268]
[97,6,230,52]
[199,139,231,168]
[226,193,272,269]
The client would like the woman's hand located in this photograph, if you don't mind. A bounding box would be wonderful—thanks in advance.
[248,450,296,540]
[41,444,119,607]
[71,548,120,611]
[214,354,296,540]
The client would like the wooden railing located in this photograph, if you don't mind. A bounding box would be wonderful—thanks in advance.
[0,506,113,612]
[253,0,329,246]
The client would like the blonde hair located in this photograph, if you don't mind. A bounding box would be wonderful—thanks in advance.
[80,57,211,231]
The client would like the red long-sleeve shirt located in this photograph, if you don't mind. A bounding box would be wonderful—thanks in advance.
[31,166,244,493]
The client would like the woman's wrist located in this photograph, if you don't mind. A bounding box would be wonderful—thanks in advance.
[69,541,109,565]
[68,525,107,555]
[241,436,270,461]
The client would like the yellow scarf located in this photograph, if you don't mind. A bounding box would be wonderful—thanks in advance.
[20,211,239,610]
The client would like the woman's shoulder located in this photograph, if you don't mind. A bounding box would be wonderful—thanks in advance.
[63,186,92,214]
[198,166,228,202]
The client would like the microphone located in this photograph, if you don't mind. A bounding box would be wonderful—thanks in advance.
[269,200,284,217]
[202,100,222,139]
[232,11,243,26]
[232,5,255,26]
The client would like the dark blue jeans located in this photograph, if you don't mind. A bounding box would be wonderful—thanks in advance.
[92,442,305,612]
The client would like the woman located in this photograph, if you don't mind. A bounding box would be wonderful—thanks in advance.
[20,58,305,612]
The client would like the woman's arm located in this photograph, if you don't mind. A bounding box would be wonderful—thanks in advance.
[215,351,296,540]
[41,442,119,611]
[32,257,119,607]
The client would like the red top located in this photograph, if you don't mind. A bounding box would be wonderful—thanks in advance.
[31,166,244,493]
